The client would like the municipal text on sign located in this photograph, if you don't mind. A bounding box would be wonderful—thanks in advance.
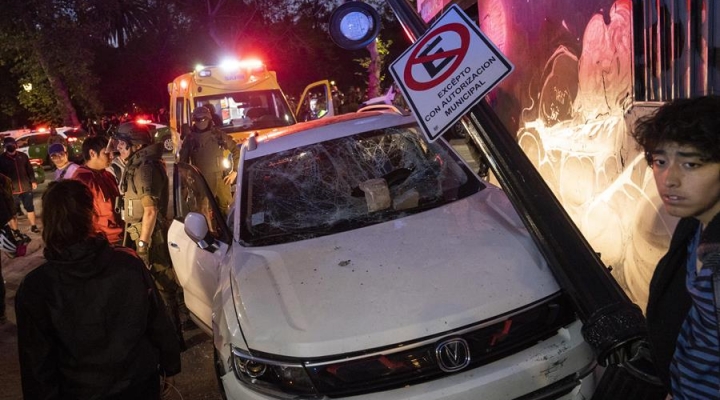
[390,4,514,141]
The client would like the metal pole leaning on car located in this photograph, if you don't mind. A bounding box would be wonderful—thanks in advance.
[384,0,646,367]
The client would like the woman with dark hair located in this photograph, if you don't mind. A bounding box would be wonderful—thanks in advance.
[15,179,181,399]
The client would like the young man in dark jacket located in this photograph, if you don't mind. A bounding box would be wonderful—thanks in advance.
[0,136,39,234]
[15,180,181,398]
[633,95,720,398]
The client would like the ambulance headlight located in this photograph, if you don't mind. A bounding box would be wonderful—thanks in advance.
[329,2,381,51]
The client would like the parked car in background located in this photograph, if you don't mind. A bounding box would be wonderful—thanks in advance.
[168,107,598,399]
[15,127,87,165]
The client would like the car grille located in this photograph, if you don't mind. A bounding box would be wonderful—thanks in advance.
[304,292,576,398]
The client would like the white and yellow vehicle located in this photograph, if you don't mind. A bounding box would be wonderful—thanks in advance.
[167,59,334,152]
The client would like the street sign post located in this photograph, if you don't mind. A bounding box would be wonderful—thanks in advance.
[390,4,513,141]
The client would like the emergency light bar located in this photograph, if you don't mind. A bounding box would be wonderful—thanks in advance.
[192,59,267,79]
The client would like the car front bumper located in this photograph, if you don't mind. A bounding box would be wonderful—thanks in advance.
[220,319,597,400]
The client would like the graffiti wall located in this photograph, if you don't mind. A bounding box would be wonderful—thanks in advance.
[475,0,677,312]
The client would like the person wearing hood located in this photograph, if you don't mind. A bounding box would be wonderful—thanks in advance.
[15,179,181,399]
[115,122,186,349]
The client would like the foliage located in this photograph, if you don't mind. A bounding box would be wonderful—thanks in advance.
[0,0,413,130]
[354,37,393,91]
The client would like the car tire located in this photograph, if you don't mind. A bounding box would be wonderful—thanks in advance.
[162,135,174,153]
[214,348,229,400]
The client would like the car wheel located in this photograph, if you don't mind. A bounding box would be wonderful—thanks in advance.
[162,135,174,153]
[214,349,229,400]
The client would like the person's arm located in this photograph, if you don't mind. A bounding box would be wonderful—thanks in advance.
[177,130,194,164]
[16,278,60,399]
[140,201,157,244]
[135,197,157,266]
[223,134,240,185]
[24,156,37,190]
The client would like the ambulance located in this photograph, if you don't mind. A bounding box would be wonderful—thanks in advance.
[167,59,335,153]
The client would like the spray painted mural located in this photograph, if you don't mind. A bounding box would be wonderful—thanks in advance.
[476,0,677,311]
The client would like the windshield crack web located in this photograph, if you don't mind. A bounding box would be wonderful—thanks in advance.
[246,129,458,239]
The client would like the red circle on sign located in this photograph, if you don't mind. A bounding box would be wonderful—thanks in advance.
[403,23,470,92]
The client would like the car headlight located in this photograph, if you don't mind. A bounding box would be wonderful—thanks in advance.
[230,346,320,398]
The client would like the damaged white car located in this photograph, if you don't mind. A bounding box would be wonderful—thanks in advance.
[168,108,597,399]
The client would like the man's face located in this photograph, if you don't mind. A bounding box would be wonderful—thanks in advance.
[116,140,131,161]
[50,151,68,168]
[651,141,720,225]
[193,116,211,132]
[87,148,111,170]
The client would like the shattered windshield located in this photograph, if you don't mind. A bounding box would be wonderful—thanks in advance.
[240,125,484,246]
[196,89,295,132]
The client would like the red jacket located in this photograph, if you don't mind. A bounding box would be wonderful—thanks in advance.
[72,166,124,244]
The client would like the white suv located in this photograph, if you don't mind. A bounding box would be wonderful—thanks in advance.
[168,108,597,399]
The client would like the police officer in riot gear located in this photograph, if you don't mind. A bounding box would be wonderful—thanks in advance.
[114,122,187,349]
[179,106,240,217]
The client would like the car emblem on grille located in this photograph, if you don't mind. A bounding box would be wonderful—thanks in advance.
[435,338,471,372]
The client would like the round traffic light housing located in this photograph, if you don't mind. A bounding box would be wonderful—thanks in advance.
[329,2,382,51]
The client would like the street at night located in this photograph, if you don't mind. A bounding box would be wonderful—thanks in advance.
[1,0,719,399]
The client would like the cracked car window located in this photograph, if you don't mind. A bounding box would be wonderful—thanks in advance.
[241,126,483,246]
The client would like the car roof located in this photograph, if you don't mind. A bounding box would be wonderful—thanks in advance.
[245,110,418,159]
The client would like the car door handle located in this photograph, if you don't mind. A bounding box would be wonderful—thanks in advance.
[169,242,179,248]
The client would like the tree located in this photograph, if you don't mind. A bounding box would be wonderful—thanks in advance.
[356,37,393,98]
[0,1,101,126]
[88,0,155,50]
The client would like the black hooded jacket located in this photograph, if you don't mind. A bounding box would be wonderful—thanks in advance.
[15,236,181,399]
[646,213,720,389]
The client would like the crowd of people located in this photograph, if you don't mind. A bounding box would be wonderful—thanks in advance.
[78,108,170,139]
[0,104,238,398]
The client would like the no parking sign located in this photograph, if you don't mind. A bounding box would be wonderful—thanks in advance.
[390,5,514,142]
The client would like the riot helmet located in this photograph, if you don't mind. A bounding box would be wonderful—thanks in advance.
[192,107,213,132]
[109,122,152,159]
[115,122,152,147]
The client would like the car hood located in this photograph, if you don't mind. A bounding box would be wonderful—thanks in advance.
[230,187,560,358]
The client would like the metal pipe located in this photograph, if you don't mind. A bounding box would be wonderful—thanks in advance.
[386,0,646,365]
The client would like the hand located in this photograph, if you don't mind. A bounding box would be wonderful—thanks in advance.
[137,248,150,268]
[223,170,237,186]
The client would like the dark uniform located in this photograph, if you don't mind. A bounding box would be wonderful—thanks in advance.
[117,124,186,349]
[179,106,240,216]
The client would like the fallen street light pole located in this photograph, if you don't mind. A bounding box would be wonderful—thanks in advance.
[385,0,646,367]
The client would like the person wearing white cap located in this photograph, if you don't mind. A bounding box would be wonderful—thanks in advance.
[49,143,79,181]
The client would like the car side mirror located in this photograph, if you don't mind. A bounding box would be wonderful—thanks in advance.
[184,212,216,250]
